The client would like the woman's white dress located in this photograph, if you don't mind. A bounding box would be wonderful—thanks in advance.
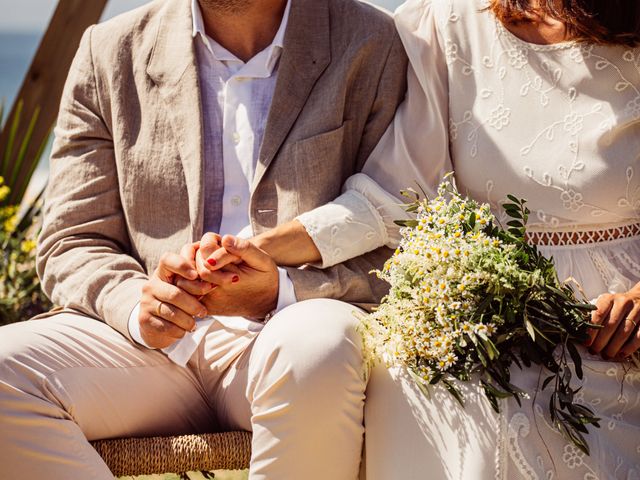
[297,0,640,478]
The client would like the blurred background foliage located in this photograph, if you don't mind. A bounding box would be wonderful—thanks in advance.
[0,102,51,324]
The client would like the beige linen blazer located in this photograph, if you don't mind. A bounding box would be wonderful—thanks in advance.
[37,0,408,339]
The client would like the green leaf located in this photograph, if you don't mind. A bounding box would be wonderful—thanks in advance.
[9,106,39,189]
[541,375,555,391]
[481,380,513,400]
[503,208,523,220]
[395,219,418,228]
[2,99,23,179]
[524,318,536,341]
[567,341,583,380]
[443,379,465,407]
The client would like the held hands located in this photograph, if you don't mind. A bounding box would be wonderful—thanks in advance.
[585,283,640,360]
[176,232,280,320]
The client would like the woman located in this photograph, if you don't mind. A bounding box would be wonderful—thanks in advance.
[204,0,640,477]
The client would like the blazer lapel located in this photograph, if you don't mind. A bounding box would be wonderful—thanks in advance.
[146,0,205,241]
[252,0,331,191]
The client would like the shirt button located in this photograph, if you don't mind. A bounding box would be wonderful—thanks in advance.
[231,195,242,206]
[232,132,240,144]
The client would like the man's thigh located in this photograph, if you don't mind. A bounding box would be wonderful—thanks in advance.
[204,299,365,432]
[0,312,216,440]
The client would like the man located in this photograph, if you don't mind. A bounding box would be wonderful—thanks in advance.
[0,0,407,477]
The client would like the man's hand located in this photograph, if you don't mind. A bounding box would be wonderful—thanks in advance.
[585,283,640,360]
[178,235,279,319]
[138,252,214,349]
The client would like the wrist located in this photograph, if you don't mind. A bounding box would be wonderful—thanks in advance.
[251,228,279,257]
[630,282,640,296]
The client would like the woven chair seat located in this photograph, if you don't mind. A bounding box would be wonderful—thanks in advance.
[91,431,251,477]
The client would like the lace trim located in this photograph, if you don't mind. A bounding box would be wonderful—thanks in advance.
[507,413,540,480]
[495,410,507,480]
[526,223,640,246]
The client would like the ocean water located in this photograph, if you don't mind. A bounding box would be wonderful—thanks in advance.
[0,31,41,110]
[0,31,48,200]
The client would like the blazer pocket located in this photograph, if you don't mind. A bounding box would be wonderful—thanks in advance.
[292,121,351,209]
[292,122,349,152]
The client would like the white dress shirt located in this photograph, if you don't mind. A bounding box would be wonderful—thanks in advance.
[129,0,296,366]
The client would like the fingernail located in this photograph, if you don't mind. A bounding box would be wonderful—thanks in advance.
[207,258,217,266]
[232,275,239,284]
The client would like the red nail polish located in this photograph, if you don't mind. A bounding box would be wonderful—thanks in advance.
[232,275,240,283]
[207,258,217,266]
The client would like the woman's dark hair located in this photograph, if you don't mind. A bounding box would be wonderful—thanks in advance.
[490,0,640,47]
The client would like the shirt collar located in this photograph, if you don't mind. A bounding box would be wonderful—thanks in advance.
[191,0,291,76]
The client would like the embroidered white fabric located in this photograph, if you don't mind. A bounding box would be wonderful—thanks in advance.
[298,0,640,478]
[295,173,408,267]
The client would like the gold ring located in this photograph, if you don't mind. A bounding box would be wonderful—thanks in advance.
[156,301,165,317]
[627,317,638,329]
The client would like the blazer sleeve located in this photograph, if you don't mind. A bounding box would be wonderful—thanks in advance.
[294,0,452,267]
[284,28,409,309]
[36,27,148,339]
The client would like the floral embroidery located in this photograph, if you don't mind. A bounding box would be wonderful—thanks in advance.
[626,96,640,119]
[562,444,585,469]
[449,118,459,140]
[563,112,584,135]
[569,44,594,63]
[445,40,459,65]
[487,104,511,130]
[506,47,528,69]
[560,189,584,211]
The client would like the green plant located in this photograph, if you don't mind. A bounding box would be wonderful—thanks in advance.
[0,176,51,324]
[0,102,52,324]
[0,100,50,206]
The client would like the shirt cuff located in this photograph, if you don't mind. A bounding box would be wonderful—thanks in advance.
[275,267,297,314]
[295,173,409,269]
[127,302,155,349]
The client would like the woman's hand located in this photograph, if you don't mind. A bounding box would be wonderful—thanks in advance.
[174,234,240,298]
[201,220,322,273]
[195,233,242,277]
[585,283,640,360]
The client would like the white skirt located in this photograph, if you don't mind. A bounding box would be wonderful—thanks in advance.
[363,236,640,480]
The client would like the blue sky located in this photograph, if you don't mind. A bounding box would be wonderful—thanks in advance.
[0,0,403,32]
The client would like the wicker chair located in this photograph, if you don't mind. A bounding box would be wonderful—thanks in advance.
[91,431,251,477]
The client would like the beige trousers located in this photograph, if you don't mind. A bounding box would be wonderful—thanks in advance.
[0,299,366,479]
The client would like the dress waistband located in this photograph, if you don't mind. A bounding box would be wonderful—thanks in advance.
[526,223,640,246]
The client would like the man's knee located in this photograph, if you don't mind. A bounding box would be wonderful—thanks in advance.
[251,299,366,386]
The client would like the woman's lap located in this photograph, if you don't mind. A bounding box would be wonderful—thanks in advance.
[364,352,640,479]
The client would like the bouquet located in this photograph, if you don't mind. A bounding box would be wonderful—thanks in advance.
[362,176,600,454]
